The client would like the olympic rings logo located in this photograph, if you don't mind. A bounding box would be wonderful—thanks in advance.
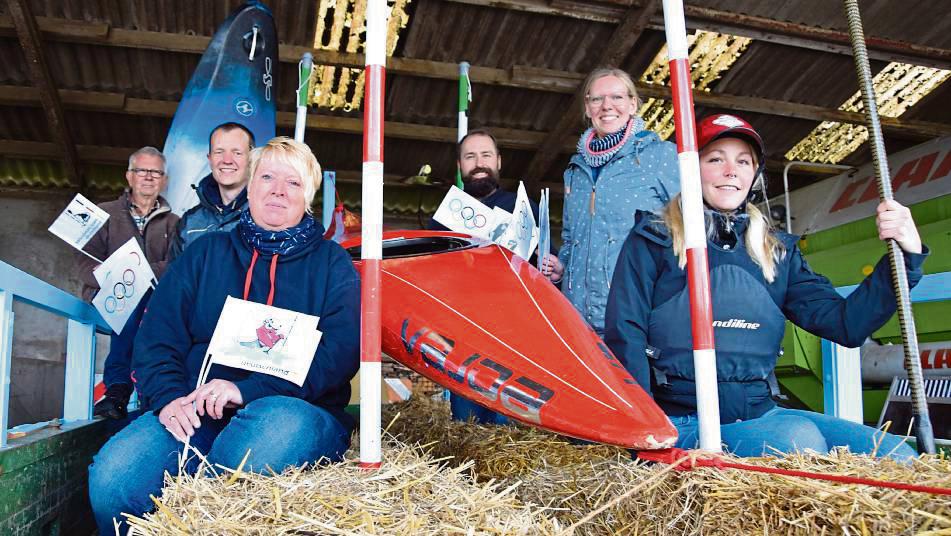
[103,269,136,314]
[449,198,487,229]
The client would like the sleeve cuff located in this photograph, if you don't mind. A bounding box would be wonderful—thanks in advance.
[233,378,267,405]
[905,244,929,273]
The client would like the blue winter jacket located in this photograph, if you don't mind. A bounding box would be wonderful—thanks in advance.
[170,173,249,259]
[134,218,361,429]
[559,130,680,332]
[604,210,928,424]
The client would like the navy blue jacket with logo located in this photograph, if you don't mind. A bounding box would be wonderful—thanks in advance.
[604,210,928,424]
[133,219,361,429]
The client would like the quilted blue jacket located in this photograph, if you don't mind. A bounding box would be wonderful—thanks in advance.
[558,129,680,333]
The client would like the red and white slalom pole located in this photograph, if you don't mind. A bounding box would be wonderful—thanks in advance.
[359,0,386,468]
[662,0,722,452]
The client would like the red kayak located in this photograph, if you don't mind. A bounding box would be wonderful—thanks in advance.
[341,230,677,450]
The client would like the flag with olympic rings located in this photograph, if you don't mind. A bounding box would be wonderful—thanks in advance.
[91,238,157,333]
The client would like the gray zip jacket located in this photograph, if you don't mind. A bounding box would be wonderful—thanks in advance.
[559,129,680,333]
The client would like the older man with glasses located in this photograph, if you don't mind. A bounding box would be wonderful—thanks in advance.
[78,146,180,423]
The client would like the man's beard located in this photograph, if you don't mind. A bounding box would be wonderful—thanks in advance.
[463,167,500,199]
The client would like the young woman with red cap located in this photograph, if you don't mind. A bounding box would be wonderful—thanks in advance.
[604,114,927,459]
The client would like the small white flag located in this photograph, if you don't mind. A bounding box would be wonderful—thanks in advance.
[206,297,322,387]
[496,182,538,261]
[49,193,109,253]
[91,238,156,333]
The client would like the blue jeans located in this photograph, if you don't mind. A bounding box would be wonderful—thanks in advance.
[670,407,916,461]
[450,393,510,425]
[88,396,351,535]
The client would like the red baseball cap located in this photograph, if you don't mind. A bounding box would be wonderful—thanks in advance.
[696,114,765,163]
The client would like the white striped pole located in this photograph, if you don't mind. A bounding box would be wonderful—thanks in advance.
[455,61,470,188]
[662,0,722,452]
[294,53,313,142]
[359,0,386,468]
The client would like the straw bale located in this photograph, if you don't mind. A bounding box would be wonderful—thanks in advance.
[384,396,951,535]
[130,396,951,535]
[126,439,560,535]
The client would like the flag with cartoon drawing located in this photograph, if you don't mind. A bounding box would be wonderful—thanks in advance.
[206,296,322,387]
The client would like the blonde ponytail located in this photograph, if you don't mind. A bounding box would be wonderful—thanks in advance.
[661,194,786,282]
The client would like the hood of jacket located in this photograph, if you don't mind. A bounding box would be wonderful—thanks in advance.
[194,173,248,213]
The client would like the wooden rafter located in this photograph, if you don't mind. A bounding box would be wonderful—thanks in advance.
[5,1,83,190]
[2,84,949,162]
[521,0,656,189]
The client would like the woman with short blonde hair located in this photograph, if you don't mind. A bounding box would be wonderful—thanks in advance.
[89,137,361,534]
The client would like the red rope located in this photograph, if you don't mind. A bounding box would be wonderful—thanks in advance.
[243,249,259,301]
[638,448,951,496]
[266,254,278,306]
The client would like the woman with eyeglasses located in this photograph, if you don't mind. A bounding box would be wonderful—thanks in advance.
[540,67,680,338]
[604,114,925,459]
[88,138,361,535]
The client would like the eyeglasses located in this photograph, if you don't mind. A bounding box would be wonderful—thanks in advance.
[585,94,631,107]
[130,168,166,178]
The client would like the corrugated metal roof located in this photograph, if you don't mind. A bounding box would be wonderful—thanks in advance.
[0,0,948,208]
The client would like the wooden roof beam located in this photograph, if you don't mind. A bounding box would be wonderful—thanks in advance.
[442,0,951,69]
[2,84,948,155]
[6,1,84,190]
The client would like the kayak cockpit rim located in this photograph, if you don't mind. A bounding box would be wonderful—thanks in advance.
[346,235,482,260]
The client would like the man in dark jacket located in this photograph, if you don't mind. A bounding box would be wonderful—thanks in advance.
[170,122,255,258]
[79,146,179,420]
[428,129,541,231]
[429,129,546,425]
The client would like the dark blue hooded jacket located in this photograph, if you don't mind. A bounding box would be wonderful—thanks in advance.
[133,218,360,429]
[170,173,249,258]
[605,210,928,424]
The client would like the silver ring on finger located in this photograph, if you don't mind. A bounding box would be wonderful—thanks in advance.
[170,415,178,420]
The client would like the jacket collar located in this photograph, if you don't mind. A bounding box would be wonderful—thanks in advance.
[121,189,171,222]
[193,173,248,213]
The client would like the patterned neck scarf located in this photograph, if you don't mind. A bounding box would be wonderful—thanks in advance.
[237,211,319,256]
[577,116,645,168]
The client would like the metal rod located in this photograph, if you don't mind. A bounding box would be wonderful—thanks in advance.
[662,0,722,452]
[841,0,935,454]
